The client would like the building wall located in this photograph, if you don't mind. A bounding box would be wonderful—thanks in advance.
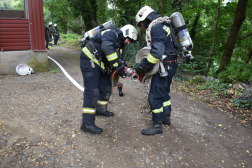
[28,0,46,51]
[0,0,48,75]
[0,18,31,51]
[0,51,49,75]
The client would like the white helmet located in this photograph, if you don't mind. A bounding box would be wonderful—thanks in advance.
[120,24,138,42]
[16,64,34,75]
[49,22,52,26]
[54,23,57,27]
[135,6,154,26]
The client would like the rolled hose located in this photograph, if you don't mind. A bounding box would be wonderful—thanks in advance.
[47,56,84,92]
[135,47,160,76]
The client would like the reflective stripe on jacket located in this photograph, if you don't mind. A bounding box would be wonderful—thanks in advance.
[82,47,106,71]
[145,23,174,70]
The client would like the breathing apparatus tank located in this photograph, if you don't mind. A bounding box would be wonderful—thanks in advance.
[83,20,115,41]
[170,12,193,53]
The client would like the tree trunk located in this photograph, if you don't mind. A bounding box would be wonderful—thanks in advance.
[190,12,200,41]
[161,0,164,16]
[179,0,182,12]
[205,0,220,76]
[245,47,252,64]
[219,0,248,72]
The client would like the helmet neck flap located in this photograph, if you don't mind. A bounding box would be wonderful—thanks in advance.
[144,12,161,29]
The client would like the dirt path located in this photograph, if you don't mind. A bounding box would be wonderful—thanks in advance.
[0,46,251,168]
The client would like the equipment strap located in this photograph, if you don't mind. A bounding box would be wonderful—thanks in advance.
[174,25,187,33]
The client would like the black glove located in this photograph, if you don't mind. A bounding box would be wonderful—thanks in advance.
[134,63,145,75]
[121,61,127,67]
[115,63,125,75]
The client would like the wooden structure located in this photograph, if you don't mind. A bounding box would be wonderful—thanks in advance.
[0,0,46,51]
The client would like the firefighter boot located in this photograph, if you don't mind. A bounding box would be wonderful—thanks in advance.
[80,123,103,134]
[162,105,171,125]
[141,121,163,135]
[162,114,171,125]
[96,104,114,117]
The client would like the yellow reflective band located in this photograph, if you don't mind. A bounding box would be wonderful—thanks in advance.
[163,100,171,107]
[106,52,118,61]
[113,62,118,67]
[83,108,95,114]
[152,107,163,113]
[82,47,105,70]
[163,25,171,37]
[147,53,159,64]
[97,100,109,105]
[166,27,171,37]
[120,49,123,54]
[101,30,110,36]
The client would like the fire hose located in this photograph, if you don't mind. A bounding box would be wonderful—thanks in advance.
[47,56,84,92]
[47,56,141,93]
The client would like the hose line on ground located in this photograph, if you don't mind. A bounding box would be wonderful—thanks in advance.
[47,56,84,92]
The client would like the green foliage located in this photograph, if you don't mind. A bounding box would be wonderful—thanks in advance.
[0,0,23,10]
[44,68,58,77]
[67,0,97,30]
[58,33,81,48]
[42,0,252,85]
[197,80,231,97]
[183,51,210,75]
[189,76,205,85]
[123,42,142,66]
[231,97,252,109]
[216,61,252,83]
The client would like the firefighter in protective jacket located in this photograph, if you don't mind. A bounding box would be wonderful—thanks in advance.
[48,22,54,46]
[80,24,138,134]
[135,6,178,135]
[53,23,60,45]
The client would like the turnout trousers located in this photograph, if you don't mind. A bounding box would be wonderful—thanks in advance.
[80,51,112,124]
[148,65,177,122]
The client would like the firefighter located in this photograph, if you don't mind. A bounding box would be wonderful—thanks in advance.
[44,25,49,50]
[53,23,60,45]
[135,6,178,135]
[48,22,54,46]
[80,24,138,134]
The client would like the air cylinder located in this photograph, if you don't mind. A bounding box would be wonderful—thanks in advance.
[84,20,115,40]
[170,12,193,52]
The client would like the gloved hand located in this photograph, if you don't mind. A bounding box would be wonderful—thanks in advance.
[121,61,128,67]
[115,63,125,75]
[134,63,145,75]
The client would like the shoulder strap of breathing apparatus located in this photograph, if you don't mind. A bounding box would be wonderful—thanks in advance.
[163,21,183,58]
[145,17,183,58]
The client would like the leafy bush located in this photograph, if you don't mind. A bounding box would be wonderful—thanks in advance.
[124,42,142,66]
[217,61,252,83]
[231,97,252,109]
[59,34,81,49]
[183,51,209,75]
[197,80,231,97]
[189,76,205,85]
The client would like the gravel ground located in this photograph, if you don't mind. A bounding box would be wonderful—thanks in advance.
[0,46,251,168]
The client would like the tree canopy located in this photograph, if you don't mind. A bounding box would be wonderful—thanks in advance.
[2,0,251,83]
